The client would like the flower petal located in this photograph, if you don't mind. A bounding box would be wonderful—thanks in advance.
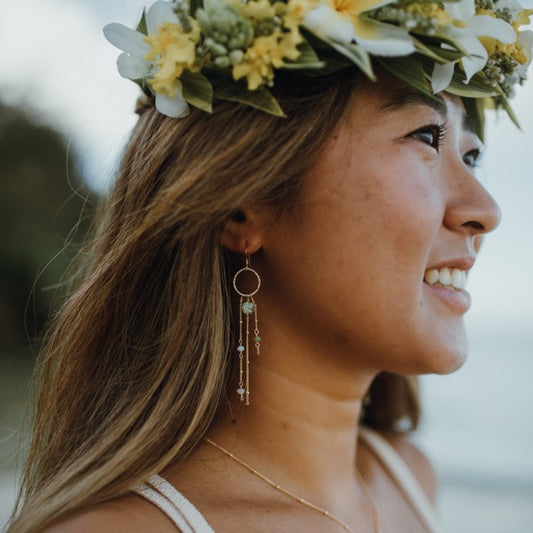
[117,53,152,80]
[103,23,150,57]
[155,92,189,118]
[146,0,180,35]
[493,0,523,18]
[304,5,354,43]
[468,15,516,44]
[460,37,488,81]
[519,30,533,64]
[431,61,455,93]
[444,0,475,22]
[353,19,415,56]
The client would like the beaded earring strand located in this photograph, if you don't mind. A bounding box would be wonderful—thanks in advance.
[233,250,261,405]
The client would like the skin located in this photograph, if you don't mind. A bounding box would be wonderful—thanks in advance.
[44,79,500,532]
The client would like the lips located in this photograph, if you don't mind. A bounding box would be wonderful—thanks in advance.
[423,264,472,313]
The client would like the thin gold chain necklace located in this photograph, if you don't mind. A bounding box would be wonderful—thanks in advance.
[206,438,382,533]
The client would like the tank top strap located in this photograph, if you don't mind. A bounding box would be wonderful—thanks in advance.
[134,474,216,533]
[359,426,443,533]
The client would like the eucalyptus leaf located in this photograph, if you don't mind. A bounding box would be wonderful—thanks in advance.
[181,70,213,113]
[217,83,285,117]
[136,9,148,36]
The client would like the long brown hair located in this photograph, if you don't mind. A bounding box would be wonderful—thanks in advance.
[8,69,419,532]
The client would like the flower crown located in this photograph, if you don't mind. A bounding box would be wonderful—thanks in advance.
[104,0,532,135]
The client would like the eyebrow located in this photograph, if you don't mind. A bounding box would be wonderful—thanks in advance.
[381,89,448,118]
[380,88,476,135]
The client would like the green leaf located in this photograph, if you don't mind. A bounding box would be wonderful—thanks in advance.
[413,39,463,64]
[444,81,495,98]
[377,56,441,101]
[298,29,353,76]
[494,89,521,130]
[417,56,496,98]
[418,31,469,56]
[190,0,203,18]
[301,29,374,79]
[136,9,148,35]
[282,38,325,70]
[462,97,487,142]
[217,83,285,117]
[133,78,152,98]
[445,72,497,98]
[327,40,375,80]
[181,70,213,113]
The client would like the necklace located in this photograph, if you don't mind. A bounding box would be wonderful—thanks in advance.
[206,438,382,533]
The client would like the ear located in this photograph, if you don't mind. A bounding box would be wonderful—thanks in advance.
[220,209,263,254]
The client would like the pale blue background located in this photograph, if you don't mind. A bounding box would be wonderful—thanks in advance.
[1,1,532,531]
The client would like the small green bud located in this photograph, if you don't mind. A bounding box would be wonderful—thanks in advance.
[229,49,244,64]
[214,56,231,68]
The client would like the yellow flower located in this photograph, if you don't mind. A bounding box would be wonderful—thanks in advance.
[233,31,301,90]
[514,8,533,30]
[243,0,277,21]
[480,37,528,64]
[283,0,318,29]
[406,2,450,26]
[144,20,201,96]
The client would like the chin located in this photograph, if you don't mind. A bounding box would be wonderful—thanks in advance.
[386,325,470,376]
[421,330,469,375]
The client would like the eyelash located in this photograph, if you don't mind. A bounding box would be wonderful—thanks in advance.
[410,124,482,168]
[410,124,448,151]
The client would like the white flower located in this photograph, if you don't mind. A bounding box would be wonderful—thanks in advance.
[432,0,517,92]
[304,0,415,56]
[103,0,189,118]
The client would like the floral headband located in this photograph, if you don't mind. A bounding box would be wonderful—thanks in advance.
[104,0,532,135]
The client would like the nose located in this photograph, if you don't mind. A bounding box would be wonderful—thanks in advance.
[443,170,502,236]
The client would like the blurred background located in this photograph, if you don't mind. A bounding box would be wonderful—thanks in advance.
[0,0,531,531]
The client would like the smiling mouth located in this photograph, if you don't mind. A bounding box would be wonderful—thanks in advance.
[423,267,466,291]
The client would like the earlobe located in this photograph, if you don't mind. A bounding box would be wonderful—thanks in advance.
[220,210,263,254]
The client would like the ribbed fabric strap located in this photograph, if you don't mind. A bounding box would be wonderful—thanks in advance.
[359,426,443,533]
[136,430,441,533]
[135,474,215,533]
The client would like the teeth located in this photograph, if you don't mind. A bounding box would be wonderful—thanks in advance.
[424,267,466,290]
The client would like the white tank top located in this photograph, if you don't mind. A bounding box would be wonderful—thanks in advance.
[134,426,442,533]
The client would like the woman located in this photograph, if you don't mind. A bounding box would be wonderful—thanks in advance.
[8,0,531,531]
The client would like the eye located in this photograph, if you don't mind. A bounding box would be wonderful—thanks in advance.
[463,148,482,169]
[409,124,447,151]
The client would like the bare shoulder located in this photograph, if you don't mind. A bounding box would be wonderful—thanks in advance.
[41,493,179,533]
[381,431,438,504]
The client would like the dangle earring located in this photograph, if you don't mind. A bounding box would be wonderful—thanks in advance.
[233,250,261,405]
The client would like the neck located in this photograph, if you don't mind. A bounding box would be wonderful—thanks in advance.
[211,335,376,504]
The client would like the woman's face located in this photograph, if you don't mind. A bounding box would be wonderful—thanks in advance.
[258,79,501,376]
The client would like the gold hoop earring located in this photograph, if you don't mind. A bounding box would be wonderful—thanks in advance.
[233,251,261,405]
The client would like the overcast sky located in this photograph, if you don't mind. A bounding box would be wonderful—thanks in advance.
[1,0,532,334]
